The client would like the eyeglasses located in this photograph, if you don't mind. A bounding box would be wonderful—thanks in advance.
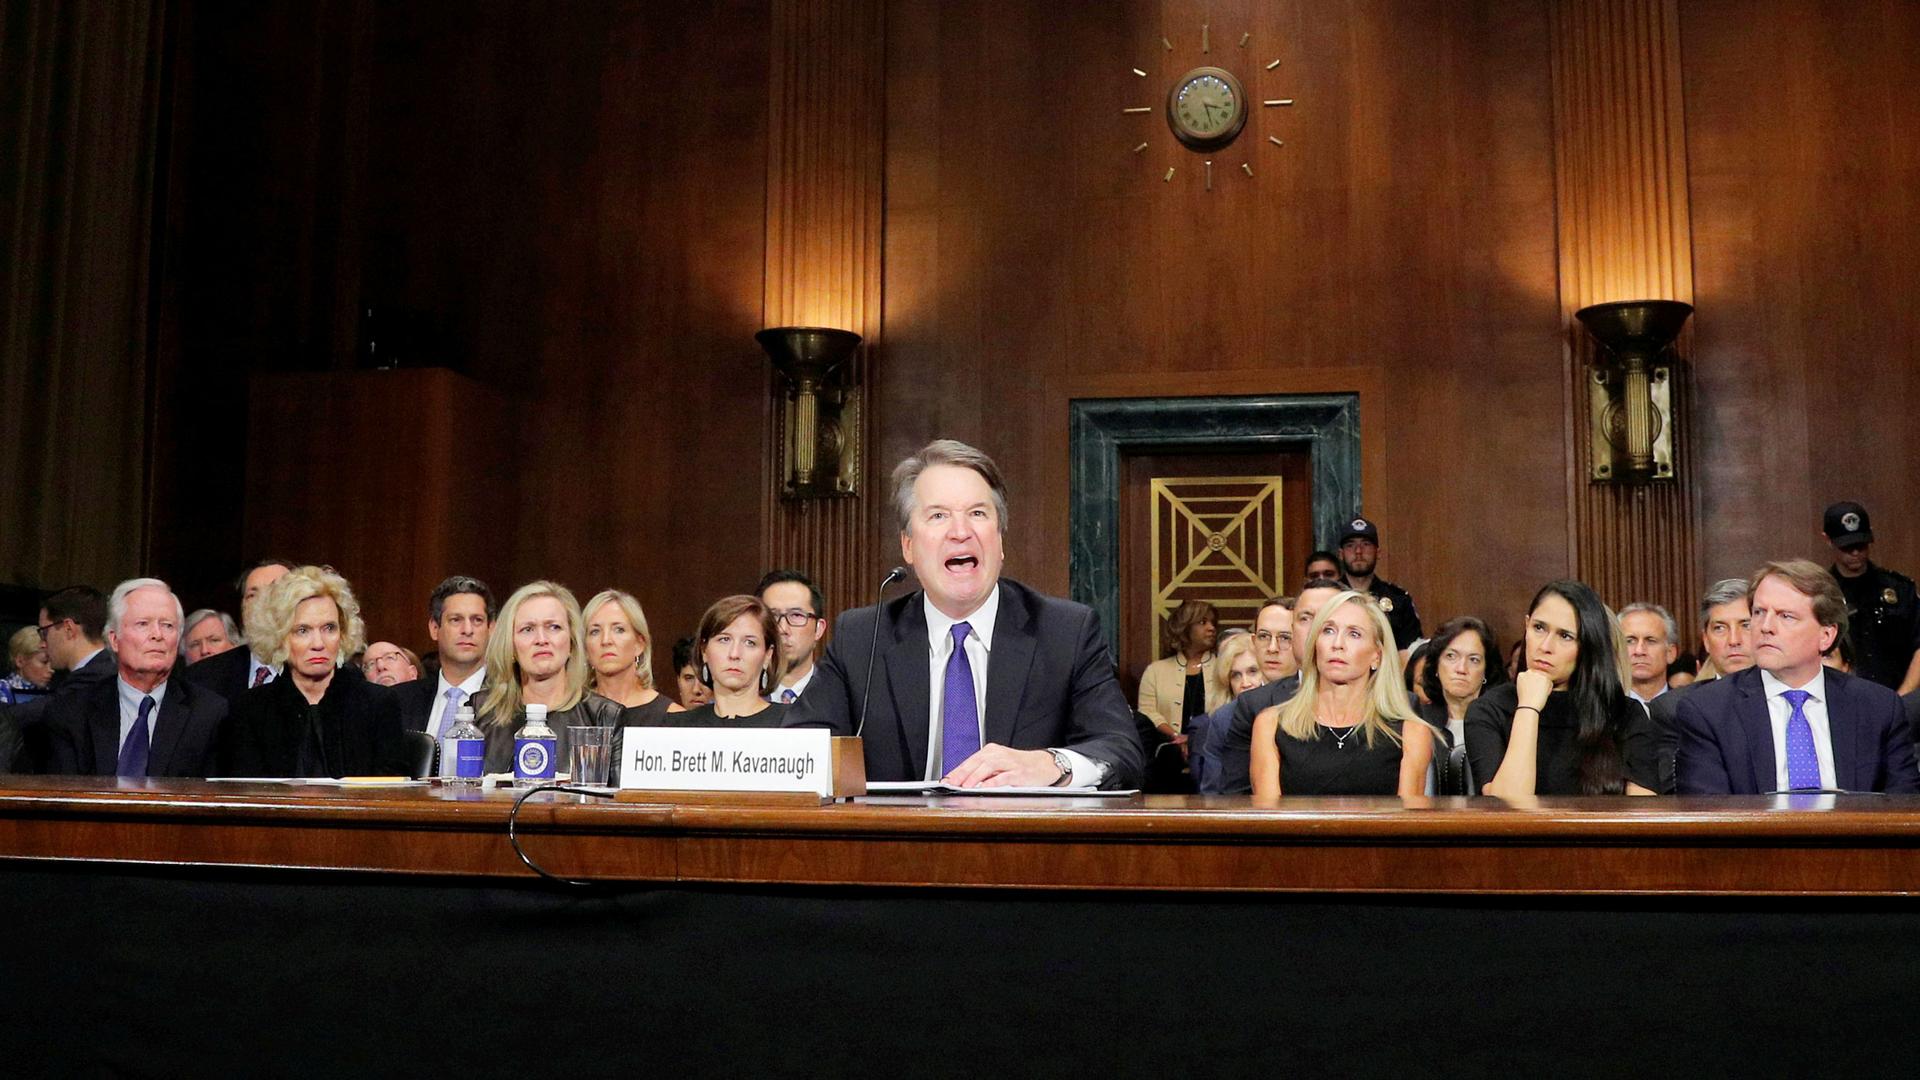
[770,609,821,628]
[35,620,60,642]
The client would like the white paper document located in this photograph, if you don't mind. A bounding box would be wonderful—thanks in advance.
[865,781,1138,797]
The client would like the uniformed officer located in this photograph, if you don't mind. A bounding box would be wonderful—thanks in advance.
[1335,516,1422,650]
[1824,500,1920,693]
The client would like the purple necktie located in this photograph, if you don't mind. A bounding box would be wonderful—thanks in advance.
[1782,689,1821,790]
[941,622,980,772]
[119,695,153,778]
[437,686,465,740]
[781,689,797,704]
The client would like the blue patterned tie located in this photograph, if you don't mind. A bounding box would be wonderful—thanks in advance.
[437,686,464,740]
[781,688,797,704]
[119,695,153,778]
[941,622,981,773]
[1782,688,1821,790]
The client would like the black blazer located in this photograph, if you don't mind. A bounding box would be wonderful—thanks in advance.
[783,579,1144,787]
[1675,666,1920,794]
[183,645,257,706]
[6,648,120,773]
[396,675,489,734]
[45,675,227,778]
[218,665,409,778]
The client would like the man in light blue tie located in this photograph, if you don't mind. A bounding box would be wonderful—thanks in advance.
[396,576,495,773]
[784,439,1143,788]
[758,569,826,704]
[1676,559,1920,794]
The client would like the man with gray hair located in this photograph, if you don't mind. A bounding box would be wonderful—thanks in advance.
[1646,579,1755,793]
[45,578,227,777]
[786,439,1143,788]
[1618,602,1680,706]
[182,609,241,666]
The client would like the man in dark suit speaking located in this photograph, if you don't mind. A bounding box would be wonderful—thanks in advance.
[1676,559,1920,794]
[786,439,1143,788]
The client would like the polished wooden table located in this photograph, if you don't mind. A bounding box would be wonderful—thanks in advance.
[7,780,1919,1077]
[5,778,1920,894]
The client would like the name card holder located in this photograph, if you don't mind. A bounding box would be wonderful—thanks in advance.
[614,729,866,805]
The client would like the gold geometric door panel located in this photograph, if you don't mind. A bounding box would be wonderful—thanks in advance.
[1148,475,1286,659]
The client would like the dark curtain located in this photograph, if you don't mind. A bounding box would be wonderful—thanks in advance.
[0,0,172,592]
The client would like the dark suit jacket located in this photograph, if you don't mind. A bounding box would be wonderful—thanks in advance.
[1675,666,1920,794]
[218,665,409,778]
[783,579,1144,787]
[1196,674,1299,795]
[397,675,489,734]
[1646,682,1704,796]
[184,645,259,706]
[45,674,227,777]
[6,648,119,773]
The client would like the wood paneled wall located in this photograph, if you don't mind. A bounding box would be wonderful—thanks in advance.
[881,0,1569,644]
[760,0,886,618]
[1547,0,1702,639]
[1683,0,1920,585]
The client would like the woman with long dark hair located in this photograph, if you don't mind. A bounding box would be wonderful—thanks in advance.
[1466,581,1659,796]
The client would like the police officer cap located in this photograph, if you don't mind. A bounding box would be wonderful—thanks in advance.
[1340,516,1380,545]
[1823,501,1873,547]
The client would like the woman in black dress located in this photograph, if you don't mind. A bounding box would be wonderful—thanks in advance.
[218,566,408,778]
[665,595,786,729]
[476,581,623,775]
[1250,591,1438,798]
[581,588,681,725]
[1466,580,1659,796]
[1419,616,1507,748]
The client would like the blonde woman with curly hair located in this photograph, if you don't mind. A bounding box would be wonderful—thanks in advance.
[218,566,408,778]
[476,581,623,775]
[1250,591,1438,799]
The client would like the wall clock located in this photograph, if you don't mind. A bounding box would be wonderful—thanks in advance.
[1122,24,1297,191]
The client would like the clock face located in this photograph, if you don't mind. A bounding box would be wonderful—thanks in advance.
[1166,66,1247,150]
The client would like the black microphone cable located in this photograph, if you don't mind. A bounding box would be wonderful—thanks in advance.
[507,781,619,887]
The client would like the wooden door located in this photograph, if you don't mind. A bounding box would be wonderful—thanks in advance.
[1118,448,1312,699]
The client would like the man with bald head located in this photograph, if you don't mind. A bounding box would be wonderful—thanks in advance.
[47,578,227,777]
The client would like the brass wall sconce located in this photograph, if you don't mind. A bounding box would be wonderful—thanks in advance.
[756,326,862,499]
[1574,300,1693,483]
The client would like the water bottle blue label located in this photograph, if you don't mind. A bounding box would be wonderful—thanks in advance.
[453,737,485,778]
[515,737,556,779]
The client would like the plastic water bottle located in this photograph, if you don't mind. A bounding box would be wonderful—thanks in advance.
[513,703,558,787]
[442,706,486,786]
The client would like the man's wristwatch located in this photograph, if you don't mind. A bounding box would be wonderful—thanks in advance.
[1048,748,1074,787]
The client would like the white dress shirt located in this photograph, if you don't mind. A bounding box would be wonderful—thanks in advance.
[1627,685,1668,707]
[768,665,816,704]
[117,676,168,753]
[1761,668,1837,791]
[427,667,488,739]
[920,585,1103,785]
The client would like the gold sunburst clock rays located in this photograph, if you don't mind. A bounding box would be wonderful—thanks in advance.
[1124,23,1295,190]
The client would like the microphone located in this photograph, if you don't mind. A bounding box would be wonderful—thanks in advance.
[855,565,909,738]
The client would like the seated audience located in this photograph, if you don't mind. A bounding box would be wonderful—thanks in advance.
[1823,633,1855,673]
[758,569,827,703]
[1404,641,1433,708]
[218,566,408,778]
[1420,616,1506,747]
[1667,651,1699,690]
[1187,631,1264,792]
[476,581,623,774]
[187,558,296,702]
[1647,578,1754,793]
[1201,579,1345,794]
[1250,590,1436,798]
[362,641,420,686]
[1251,595,1297,684]
[47,578,225,777]
[1675,560,1919,794]
[1137,599,1224,746]
[1467,580,1660,796]
[399,576,495,748]
[666,595,786,728]
[1619,602,1679,706]
[7,586,115,770]
[672,636,713,709]
[3,625,53,704]
[181,609,240,665]
[1304,550,1342,583]
[583,588,680,724]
